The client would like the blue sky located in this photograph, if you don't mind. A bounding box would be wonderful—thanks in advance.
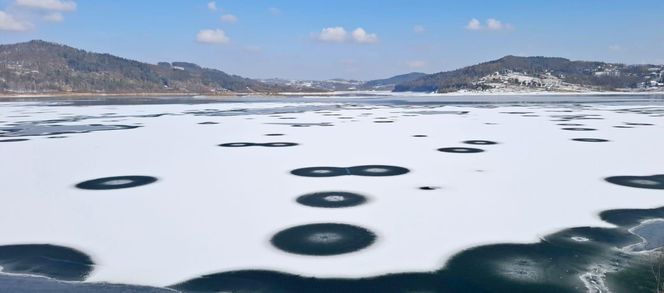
[1,0,663,80]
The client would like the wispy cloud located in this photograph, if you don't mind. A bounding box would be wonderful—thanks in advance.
[316,26,379,44]
[220,14,237,23]
[207,1,217,11]
[0,11,31,31]
[466,18,481,30]
[15,0,77,11]
[43,12,63,22]
[413,25,425,33]
[196,29,230,44]
[466,18,513,31]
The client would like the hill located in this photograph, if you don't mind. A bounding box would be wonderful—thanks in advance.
[359,72,427,91]
[394,56,664,93]
[0,40,292,94]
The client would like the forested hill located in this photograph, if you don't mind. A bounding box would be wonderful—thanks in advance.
[394,56,663,93]
[0,40,293,94]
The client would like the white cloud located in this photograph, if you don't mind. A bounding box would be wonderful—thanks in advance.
[43,12,63,22]
[207,1,217,11]
[352,28,378,44]
[268,7,281,16]
[406,60,427,69]
[16,0,77,11]
[317,26,347,43]
[316,26,379,44]
[0,11,31,31]
[466,18,481,30]
[466,18,513,31]
[413,25,425,33]
[196,29,230,44]
[220,14,237,23]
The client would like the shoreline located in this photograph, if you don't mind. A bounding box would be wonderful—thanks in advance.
[1,90,664,100]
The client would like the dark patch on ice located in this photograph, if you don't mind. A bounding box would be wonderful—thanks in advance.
[198,122,219,125]
[438,147,485,153]
[572,138,610,143]
[218,142,298,147]
[605,174,664,190]
[419,186,441,191]
[558,123,585,126]
[0,138,29,143]
[265,133,285,136]
[501,111,533,115]
[0,124,140,137]
[0,244,94,281]
[412,135,428,138]
[270,223,376,256]
[296,192,367,208]
[267,122,334,128]
[290,167,348,177]
[624,122,654,126]
[463,140,498,145]
[347,165,410,176]
[291,165,409,177]
[562,127,597,131]
[75,175,158,190]
[613,125,634,128]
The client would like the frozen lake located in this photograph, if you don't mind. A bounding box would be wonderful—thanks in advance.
[1,95,664,292]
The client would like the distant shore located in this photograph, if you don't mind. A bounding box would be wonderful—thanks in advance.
[1,90,664,99]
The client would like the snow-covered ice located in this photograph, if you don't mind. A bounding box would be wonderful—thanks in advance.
[0,98,663,288]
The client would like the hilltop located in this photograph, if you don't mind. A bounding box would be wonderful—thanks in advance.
[0,40,293,95]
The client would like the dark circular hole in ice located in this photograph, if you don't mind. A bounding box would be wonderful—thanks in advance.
[348,165,410,177]
[562,128,597,131]
[290,167,348,177]
[419,186,440,191]
[75,175,158,190]
[0,138,29,143]
[463,140,498,145]
[271,223,376,256]
[438,147,485,153]
[218,142,257,147]
[605,175,664,190]
[296,192,367,208]
[625,122,654,126]
[558,123,584,126]
[262,142,299,147]
[572,138,610,143]
[413,135,428,138]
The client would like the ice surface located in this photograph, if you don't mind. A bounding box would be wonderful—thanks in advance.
[0,100,664,287]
